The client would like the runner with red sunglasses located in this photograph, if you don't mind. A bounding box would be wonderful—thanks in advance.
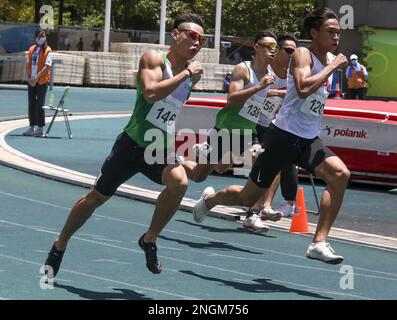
[178,28,206,47]
[43,13,205,277]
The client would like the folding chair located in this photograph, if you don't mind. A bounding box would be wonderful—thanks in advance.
[42,86,72,139]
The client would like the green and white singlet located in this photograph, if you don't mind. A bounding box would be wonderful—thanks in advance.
[214,61,270,134]
[124,51,192,149]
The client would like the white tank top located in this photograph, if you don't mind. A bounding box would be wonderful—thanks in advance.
[273,52,334,139]
[257,65,287,127]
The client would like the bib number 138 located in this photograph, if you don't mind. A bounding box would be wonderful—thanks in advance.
[247,104,261,118]
[239,96,263,123]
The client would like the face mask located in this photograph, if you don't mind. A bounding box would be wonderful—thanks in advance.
[36,36,46,46]
[351,60,357,66]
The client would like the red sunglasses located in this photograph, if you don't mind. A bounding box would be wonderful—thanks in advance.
[179,29,206,46]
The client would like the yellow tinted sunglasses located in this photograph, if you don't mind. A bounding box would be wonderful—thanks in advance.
[257,42,279,51]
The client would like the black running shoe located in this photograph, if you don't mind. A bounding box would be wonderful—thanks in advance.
[138,234,162,274]
[44,244,65,278]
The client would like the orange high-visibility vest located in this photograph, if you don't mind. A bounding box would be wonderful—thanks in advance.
[347,64,366,89]
[27,45,52,85]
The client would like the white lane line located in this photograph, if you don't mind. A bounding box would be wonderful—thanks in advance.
[0,253,199,300]
[91,259,133,266]
[0,190,70,210]
[355,266,397,278]
[34,275,73,283]
[2,188,397,258]
[34,250,49,254]
[0,190,308,259]
[0,191,396,279]
[0,218,384,282]
[94,214,309,259]
[166,246,397,282]
[77,233,123,244]
[0,218,380,299]
[200,252,397,282]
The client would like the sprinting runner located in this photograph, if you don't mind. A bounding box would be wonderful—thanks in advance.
[43,13,205,276]
[183,30,277,232]
[193,7,349,264]
[246,32,298,221]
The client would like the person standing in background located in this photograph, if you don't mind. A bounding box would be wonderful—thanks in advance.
[76,37,84,51]
[24,30,52,137]
[346,54,368,100]
[91,33,101,51]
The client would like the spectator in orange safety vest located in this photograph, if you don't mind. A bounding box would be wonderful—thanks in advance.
[346,54,368,100]
[23,30,53,137]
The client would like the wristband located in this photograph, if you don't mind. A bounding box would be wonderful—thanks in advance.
[186,68,193,78]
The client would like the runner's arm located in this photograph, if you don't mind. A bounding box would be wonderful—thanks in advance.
[267,88,286,98]
[139,50,191,103]
[227,63,262,107]
[291,47,337,99]
[191,74,201,88]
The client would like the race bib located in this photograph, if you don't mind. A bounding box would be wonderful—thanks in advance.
[300,88,329,117]
[239,95,264,124]
[146,95,183,133]
[261,96,283,119]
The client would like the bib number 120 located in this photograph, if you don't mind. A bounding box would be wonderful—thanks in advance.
[308,99,324,116]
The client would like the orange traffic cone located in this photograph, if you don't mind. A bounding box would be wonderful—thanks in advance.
[289,187,309,233]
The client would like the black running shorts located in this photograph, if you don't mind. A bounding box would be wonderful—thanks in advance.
[255,123,271,147]
[94,131,169,196]
[250,124,336,188]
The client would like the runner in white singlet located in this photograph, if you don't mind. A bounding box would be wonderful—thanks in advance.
[193,8,349,264]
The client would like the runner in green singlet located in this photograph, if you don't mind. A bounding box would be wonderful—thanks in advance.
[183,30,277,232]
[43,13,205,276]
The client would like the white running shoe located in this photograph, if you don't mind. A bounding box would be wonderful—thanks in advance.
[275,202,295,217]
[243,214,270,233]
[306,242,344,264]
[31,128,44,137]
[22,127,35,136]
[193,187,215,223]
[260,207,283,222]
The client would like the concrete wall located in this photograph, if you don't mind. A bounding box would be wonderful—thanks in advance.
[1,45,232,91]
